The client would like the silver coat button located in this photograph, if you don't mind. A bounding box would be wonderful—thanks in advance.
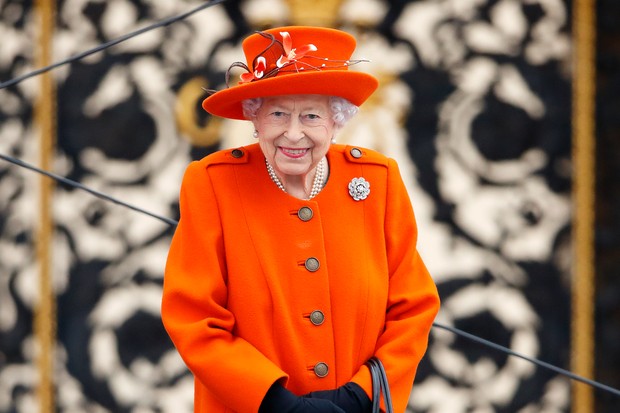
[350,148,363,158]
[305,257,320,272]
[314,362,329,378]
[298,206,313,221]
[310,310,325,326]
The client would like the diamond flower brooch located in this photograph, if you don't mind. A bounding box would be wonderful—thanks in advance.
[348,177,370,201]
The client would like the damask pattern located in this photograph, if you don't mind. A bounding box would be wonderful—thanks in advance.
[0,0,572,412]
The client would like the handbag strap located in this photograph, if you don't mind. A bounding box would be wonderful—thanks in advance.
[368,358,381,412]
[366,357,394,413]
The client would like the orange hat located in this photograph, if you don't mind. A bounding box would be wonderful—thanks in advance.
[202,26,379,120]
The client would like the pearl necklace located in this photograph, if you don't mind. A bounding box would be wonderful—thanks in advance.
[265,157,326,200]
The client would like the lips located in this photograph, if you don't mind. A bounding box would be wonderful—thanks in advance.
[280,147,309,158]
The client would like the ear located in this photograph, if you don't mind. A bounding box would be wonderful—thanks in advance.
[250,117,260,131]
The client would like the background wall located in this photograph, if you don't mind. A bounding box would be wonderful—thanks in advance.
[594,0,620,410]
[0,0,617,412]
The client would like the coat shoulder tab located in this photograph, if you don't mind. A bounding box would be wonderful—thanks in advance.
[343,145,388,166]
[203,145,254,167]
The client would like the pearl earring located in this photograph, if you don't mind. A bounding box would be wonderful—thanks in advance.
[331,138,336,144]
[253,130,258,139]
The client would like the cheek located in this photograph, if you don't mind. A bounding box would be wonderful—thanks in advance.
[316,124,335,145]
[307,120,332,136]
[256,124,281,145]
[258,138,276,160]
[311,134,333,156]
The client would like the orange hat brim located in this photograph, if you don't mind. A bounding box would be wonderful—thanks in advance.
[202,69,378,120]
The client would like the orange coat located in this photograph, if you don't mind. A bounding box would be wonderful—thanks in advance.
[161,143,440,413]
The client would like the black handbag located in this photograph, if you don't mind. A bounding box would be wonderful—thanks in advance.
[365,357,394,413]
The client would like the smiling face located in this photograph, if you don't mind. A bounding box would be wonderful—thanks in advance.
[252,94,335,184]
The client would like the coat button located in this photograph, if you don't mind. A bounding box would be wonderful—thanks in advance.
[305,257,320,272]
[231,148,244,158]
[314,362,329,378]
[310,310,325,326]
[298,206,313,222]
[350,147,363,158]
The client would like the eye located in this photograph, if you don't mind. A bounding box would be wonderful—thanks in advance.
[302,112,324,122]
[300,112,327,126]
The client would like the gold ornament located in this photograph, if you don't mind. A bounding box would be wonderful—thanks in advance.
[284,0,345,27]
[175,76,222,147]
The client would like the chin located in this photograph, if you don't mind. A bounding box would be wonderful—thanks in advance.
[278,168,310,178]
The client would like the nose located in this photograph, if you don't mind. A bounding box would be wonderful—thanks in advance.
[284,116,305,141]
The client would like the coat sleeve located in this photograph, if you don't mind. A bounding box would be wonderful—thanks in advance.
[161,161,288,412]
[351,158,440,413]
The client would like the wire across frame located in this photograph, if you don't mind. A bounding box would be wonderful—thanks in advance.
[1,0,618,402]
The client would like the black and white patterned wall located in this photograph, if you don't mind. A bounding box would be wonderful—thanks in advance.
[1,0,600,412]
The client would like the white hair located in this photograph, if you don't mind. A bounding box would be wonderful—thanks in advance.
[241,96,359,128]
[329,96,358,128]
[241,98,263,120]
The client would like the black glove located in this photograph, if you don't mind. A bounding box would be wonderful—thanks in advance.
[259,382,346,413]
[304,382,372,413]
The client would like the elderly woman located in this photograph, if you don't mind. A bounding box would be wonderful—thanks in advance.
[161,26,440,413]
